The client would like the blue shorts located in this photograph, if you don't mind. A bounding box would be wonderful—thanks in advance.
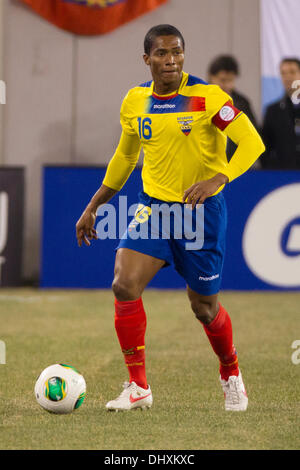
[117,191,227,296]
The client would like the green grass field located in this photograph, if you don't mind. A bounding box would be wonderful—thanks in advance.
[0,288,299,450]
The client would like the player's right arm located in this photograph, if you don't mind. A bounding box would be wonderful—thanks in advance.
[76,90,141,247]
[76,129,141,247]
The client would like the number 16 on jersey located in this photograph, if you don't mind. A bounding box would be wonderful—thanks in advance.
[138,117,152,140]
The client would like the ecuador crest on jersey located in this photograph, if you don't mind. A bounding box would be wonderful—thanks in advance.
[177,116,194,136]
[20,0,169,35]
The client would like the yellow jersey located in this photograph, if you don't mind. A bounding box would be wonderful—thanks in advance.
[103,71,263,202]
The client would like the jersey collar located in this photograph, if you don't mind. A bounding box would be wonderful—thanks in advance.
[151,71,188,99]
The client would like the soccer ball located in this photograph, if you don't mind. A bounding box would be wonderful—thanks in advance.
[34,363,86,414]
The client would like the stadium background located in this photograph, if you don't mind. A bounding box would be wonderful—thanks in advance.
[0,0,299,452]
[0,0,262,285]
[1,0,299,292]
[0,0,299,291]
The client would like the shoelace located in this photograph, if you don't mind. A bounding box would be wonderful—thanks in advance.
[116,382,135,399]
[227,377,242,404]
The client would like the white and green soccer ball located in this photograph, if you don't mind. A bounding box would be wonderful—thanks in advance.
[34,363,86,414]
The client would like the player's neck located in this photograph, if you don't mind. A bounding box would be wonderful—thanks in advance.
[153,74,182,96]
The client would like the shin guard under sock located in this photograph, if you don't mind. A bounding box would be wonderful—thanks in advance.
[114,297,147,389]
[202,303,239,381]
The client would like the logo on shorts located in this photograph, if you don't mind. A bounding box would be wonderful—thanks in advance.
[199,274,220,281]
[219,106,235,122]
[177,116,194,136]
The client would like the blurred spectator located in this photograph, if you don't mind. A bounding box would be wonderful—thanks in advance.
[261,58,300,169]
[208,55,260,167]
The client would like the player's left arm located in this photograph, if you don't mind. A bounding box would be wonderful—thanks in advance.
[183,103,265,207]
[221,112,265,182]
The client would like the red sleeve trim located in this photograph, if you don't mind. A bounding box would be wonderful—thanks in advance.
[212,101,241,131]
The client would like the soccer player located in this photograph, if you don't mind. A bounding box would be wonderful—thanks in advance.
[76,25,265,412]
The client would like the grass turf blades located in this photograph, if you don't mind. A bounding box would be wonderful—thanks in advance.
[0,288,299,450]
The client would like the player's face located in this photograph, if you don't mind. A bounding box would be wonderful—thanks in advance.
[143,35,184,94]
[209,71,236,95]
[280,62,300,95]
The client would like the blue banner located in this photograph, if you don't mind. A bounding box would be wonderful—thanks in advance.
[41,167,300,290]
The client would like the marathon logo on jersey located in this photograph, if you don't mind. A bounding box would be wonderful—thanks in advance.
[153,104,176,110]
[146,94,206,115]
[177,116,194,136]
[212,101,241,131]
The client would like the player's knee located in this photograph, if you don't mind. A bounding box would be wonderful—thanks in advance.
[112,276,141,301]
[190,299,216,325]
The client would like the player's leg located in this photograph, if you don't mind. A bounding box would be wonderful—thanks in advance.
[187,286,247,411]
[187,287,239,377]
[112,247,165,301]
[172,192,247,410]
[106,248,165,411]
[112,247,164,391]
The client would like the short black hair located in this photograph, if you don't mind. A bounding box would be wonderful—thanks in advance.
[281,57,300,69]
[144,24,185,56]
[208,55,240,76]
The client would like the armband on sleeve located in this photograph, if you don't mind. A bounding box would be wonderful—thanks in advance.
[212,101,242,131]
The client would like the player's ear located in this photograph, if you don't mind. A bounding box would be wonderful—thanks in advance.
[143,54,150,66]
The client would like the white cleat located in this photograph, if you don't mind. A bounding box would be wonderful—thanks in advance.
[105,381,153,412]
[220,371,248,411]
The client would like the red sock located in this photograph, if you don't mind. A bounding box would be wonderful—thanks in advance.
[114,297,147,389]
[202,303,239,381]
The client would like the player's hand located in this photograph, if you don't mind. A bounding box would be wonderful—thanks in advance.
[76,209,98,247]
[182,173,229,209]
